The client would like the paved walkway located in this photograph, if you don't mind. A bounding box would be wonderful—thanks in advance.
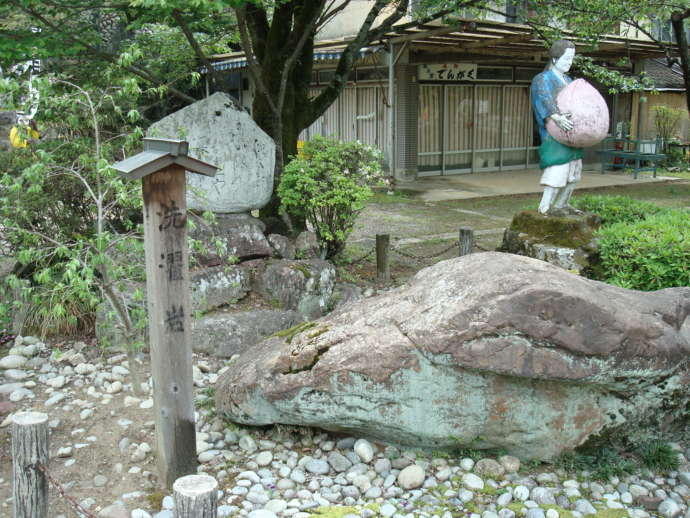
[397,168,680,202]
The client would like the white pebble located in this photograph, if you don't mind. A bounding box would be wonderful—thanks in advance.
[0,355,27,369]
[354,438,375,463]
[513,485,530,501]
[57,447,73,458]
[47,375,67,388]
[462,473,484,491]
[256,451,273,466]
[398,465,425,490]
[460,458,475,471]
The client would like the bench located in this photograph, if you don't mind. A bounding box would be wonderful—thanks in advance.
[597,136,666,179]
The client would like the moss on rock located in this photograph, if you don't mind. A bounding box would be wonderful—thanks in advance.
[505,210,600,249]
[271,321,317,343]
[309,503,381,518]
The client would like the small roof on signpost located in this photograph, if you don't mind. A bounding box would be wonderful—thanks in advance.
[113,138,217,180]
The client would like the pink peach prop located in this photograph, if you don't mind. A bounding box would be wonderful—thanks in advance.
[546,78,609,148]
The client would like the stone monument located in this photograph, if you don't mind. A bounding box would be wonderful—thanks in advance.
[147,92,274,214]
[96,92,337,359]
[147,92,275,260]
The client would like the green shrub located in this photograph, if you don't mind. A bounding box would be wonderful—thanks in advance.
[278,136,383,259]
[0,77,145,336]
[554,447,636,481]
[637,439,680,472]
[571,195,663,226]
[653,105,684,147]
[595,210,690,290]
[661,139,688,168]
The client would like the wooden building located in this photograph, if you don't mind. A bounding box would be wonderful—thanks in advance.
[209,16,665,182]
[628,58,688,141]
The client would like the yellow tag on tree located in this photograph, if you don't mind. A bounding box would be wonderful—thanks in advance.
[10,126,40,148]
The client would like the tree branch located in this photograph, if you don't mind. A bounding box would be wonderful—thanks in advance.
[171,8,220,90]
[307,0,407,125]
[234,5,279,117]
[278,0,326,114]
[18,5,196,105]
[315,0,353,32]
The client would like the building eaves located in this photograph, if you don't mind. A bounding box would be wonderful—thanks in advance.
[643,58,685,90]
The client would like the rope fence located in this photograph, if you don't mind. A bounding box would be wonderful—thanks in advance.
[346,227,484,282]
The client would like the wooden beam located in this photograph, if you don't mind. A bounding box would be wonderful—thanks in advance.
[412,44,546,58]
[390,25,467,44]
[459,33,534,50]
[411,49,546,63]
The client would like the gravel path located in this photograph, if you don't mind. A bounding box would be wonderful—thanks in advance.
[1,336,689,518]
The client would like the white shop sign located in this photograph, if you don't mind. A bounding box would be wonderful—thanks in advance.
[419,63,478,82]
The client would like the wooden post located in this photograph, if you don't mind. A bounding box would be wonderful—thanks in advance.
[173,474,218,518]
[12,412,49,518]
[459,227,474,256]
[142,165,197,487]
[376,234,390,283]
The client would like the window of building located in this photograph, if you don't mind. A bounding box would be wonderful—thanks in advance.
[319,70,336,84]
[356,67,387,82]
[515,67,541,82]
[476,66,513,82]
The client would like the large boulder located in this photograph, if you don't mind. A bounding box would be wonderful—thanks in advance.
[147,92,274,214]
[216,252,690,460]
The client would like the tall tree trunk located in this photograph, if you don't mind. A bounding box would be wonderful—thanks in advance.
[671,13,690,114]
[252,22,314,230]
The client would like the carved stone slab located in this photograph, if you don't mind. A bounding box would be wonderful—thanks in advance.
[147,93,275,213]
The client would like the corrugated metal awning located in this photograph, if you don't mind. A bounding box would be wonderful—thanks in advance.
[203,45,383,74]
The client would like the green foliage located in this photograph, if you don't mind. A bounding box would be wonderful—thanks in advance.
[596,210,690,291]
[574,195,689,291]
[0,76,144,336]
[653,105,685,144]
[637,439,680,472]
[196,386,217,412]
[571,195,663,226]
[661,142,688,168]
[555,447,637,481]
[574,56,655,94]
[556,439,680,480]
[278,137,384,259]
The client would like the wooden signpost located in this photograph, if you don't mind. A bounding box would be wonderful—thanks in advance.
[113,138,217,487]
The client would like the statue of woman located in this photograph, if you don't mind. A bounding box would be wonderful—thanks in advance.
[531,40,583,215]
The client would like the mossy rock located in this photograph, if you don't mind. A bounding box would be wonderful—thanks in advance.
[309,504,381,518]
[504,210,601,249]
[499,210,602,274]
[592,508,628,518]
[542,504,576,518]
